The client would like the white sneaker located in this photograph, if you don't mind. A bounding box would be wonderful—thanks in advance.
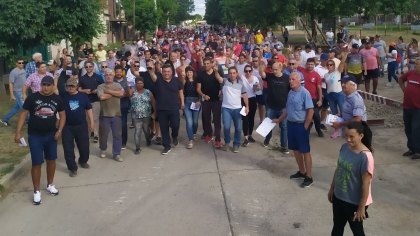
[385,82,392,87]
[33,190,42,205]
[394,84,400,88]
[100,150,106,158]
[46,184,59,196]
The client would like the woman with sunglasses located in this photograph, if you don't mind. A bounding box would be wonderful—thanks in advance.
[324,59,345,138]
[241,65,260,146]
[181,66,201,149]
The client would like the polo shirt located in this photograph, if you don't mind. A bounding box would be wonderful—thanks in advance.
[297,67,322,99]
[79,73,104,103]
[222,78,246,109]
[342,91,367,122]
[400,70,420,109]
[286,86,314,122]
[154,76,182,110]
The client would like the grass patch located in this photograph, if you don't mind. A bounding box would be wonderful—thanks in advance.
[0,164,14,179]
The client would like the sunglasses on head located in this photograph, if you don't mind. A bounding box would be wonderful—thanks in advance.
[273,57,278,59]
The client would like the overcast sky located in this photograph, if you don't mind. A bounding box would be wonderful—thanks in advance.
[192,0,205,16]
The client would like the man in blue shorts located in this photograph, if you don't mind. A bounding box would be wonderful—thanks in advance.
[272,72,315,188]
[15,76,66,205]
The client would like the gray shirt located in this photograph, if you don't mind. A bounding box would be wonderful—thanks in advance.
[342,91,367,122]
[396,43,407,55]
[9,68,27,92]
[373,40,386,57]
[222,78,246,109]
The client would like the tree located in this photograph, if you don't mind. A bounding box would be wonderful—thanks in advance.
[156,0,179,29]
[205,0,223,25]
[173,0,195,24]
[121,0,158,33]
[194,14,203,21]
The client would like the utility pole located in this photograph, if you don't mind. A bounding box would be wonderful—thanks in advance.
[154,0,158,34]
[133,0,135,31]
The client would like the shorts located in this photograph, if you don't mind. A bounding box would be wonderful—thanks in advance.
[322,88,329,108]
[28,132,58,166]
[256,94,265,105]
[364,69,379,81]
[287,121,310,153]
[349,72,363,85]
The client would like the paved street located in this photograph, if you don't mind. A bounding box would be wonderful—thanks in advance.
[0,121,419,236]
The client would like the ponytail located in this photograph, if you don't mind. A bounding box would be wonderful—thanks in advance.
[347,121,373,153]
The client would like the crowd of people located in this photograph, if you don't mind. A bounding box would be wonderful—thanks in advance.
[1,25,419,236]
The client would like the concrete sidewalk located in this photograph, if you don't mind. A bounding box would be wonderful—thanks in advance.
[0,122,419,236]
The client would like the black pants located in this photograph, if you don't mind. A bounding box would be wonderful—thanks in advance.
[121,107,129,146]
[332,195,368,236]
[157,110,180,148]
[242,97,257,136]
[202,100,222,141]
[62,122,90,171]
[284,37,288,44]
[403,108,420,153]
[309,99,321,133]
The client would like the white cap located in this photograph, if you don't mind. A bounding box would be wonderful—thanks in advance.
[257,30,261,33]
[175,40,179,44]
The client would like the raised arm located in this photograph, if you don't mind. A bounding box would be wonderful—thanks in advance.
[258,59,266,79]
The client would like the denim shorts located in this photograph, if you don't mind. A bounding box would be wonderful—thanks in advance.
[28,132,58,166]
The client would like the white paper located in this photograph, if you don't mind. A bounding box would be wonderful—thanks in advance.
[190,102,201,111]
[19,137,27,147]
[256,118,277,137]
[325,114,344,125]
[240,106,246,116]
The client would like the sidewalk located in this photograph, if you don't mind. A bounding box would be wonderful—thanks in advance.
[0,123,419,235]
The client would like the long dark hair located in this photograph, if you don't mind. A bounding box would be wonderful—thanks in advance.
[347,121,373,153]
[389,45,397,53]
[184,66,197,82]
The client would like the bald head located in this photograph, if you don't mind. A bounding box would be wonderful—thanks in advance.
[271,62,282,76]
[289,72,301,90]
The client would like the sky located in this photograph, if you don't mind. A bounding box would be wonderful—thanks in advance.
[192,0,205,16]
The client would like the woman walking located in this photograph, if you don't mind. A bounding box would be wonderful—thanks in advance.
[385,42,398,87]
[241,65,260,147]
[328,121,374,236]
[396,36,407,74]
[181,66,201,149]
[407,38,418,71]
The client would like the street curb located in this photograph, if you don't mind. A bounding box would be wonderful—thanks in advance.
[0,153,31,197]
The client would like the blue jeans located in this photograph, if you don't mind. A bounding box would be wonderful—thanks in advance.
[379,57,385,75]
[388,61,398,83]
[403,109,420,153]
[327,92,345,115]
[28,132,58,166]
[99,116,122,156]
[265,107,288,148]
[399,52,405,72]
[2,91,27,122]
[183,97,200,141]
[222,107,242,147]
[327,40,333,45]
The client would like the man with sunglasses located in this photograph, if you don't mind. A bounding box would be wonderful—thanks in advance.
[1,58,27,126]
[97,62,108,82]
[15,76,66,205]
[60,78,94,177]
[120,40,131,54]
[78,53,100,77]
[258,59,290,153]
[284,58,304,86]
[78,61,104,143]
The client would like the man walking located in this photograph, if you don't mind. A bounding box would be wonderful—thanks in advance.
[60,78,94,177]
[14,76,66,205]
[272,72,315,188]
[221,67,249,153]
[1,58,27,126]
[113,65,130,149]
[359,39,382,94]
[97,69,124,162]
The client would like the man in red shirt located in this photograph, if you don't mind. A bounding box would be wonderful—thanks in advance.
[297,58,324,137]
[398,59,420,160]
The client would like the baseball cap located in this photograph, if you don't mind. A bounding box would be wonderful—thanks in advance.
[390,42,396,47]
[257,30,261,33]
[41,76,54,85]
[139,47,145,51]
[66,78,78,86]
[47,60,57,65]
[162,52,168,58]
[218,46,224,50]
[339,74,357,83]
[320,53,329,60]
[273,36,278,39]
[138,52,143,56]
[375,34,380,38]
[305,44,312,49]
[351,43,359,49]
[328,48,336,54]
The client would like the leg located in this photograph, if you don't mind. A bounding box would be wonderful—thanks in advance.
[201,101,212,137]
[213,101,222,141]
[158,110,171,148]
[328,93,339,115]
[372,78,378,92]
[142,117,152,142]
[331,195,349,236]
[192,109,200,136]
[312,99,322,133]
[364,79,371,93]
[265,107,276,142]
[303,152,313,178]
[390,61,399,83]
[222,107,232,144]
[91,102,100,137]
[44,132,58,185]
[293,150,306,174]
[99,116,111,151]
[75,122,90,164]
[258,104,265,123]
[111,116,122,156]
[169,109,180,139]
[28,134,44,191]
[120,107,129,146]
[62,125,77,171]
[247,97,258,136]
[411,109,420,153]
[134,118,143,149]
[279,110,288,148]
[2,92,22,122]
[400,53,405,73]
[232,108,242,147]
[387,62,393,82]
[321,89,329,122]
[184,102,194,141]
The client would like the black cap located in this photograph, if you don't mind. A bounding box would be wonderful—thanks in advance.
[41,76,54,85]
[375,34,380,38]
[121,56,128,61]
[328,48,336,54]
[351,44,359,49]
[339,74,357,83]
[305,44,312,49]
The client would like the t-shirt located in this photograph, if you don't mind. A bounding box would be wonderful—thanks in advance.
[60,92,92,126]
[396,43,407,55]
[400,70,420,109]
[326,31,334,40]
[387,50,397,62]
[77,51,85,63]
[23,92,64,135]
[373,40,386,57]
[83,48,93,56]
[114,77,130,109]
[197,70,222,102]
[297,67,322,99]
[314,65,328,89]
[300,50,316,65]
[263,73,290,110]
[283,68,304,86]
[97,83,123,117]
[286,86,314,122]
[324,70,342,93]
[359,48,379,70]
[9,68,26,92]
[334,143,374,206]
[342,91,367,122]
[346,52,365,74]
[78,73,104,103]
[57,66,77,94]
[95,50,107,62]
[255,34,264,45]
[241,75,259,98]
[221,78,246,109]
[154,76,182,110]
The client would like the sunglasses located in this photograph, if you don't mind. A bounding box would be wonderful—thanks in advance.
[42,83,52,86]
[17,62,24,64]
[288,63,295,65]
[297,48,302,51]
[85,66,92,68]
[101,66,107,68]
[327,64,335,66]
[273,57,278,59]
[245,70,252,73]
[133,65,140,68]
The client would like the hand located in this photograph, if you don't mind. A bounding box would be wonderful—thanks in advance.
[134,71,140,77]
[194,101,201,108]
[180,103,185,110]
[288,45,293,51]
[89,123,94,132]
[364,71,367,76]
[203,95,210,101]
[14,133,22,144]
[22,94,27,101]
[271,118,280,123]
[316,100,322,107]
[328,187,334,203]
[54,131,61,140]
[10,96,16,101]
[151,112,156,120]
[304,122,310,130]
[213,65,218,72]
[353,207,366,222]
[245,106,249,115]
[331,121,341,130]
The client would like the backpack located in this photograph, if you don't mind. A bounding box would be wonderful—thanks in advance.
[396,52,402,63]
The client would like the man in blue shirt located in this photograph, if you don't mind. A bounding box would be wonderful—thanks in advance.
[272,72,315,188]
[284,58,305,86]
[60,78,94,177]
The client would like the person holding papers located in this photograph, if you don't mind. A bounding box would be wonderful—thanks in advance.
[258,59,290,154]
[272,72,315,188]
[180,66,201,149]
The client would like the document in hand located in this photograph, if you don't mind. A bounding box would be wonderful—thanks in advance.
[256,118,276,137]
[190,102,201,111]
[325,114,344,125]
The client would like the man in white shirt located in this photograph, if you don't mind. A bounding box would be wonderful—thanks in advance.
[314,53,331,131]
[300,44,316,65]
[326,28,334,45]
